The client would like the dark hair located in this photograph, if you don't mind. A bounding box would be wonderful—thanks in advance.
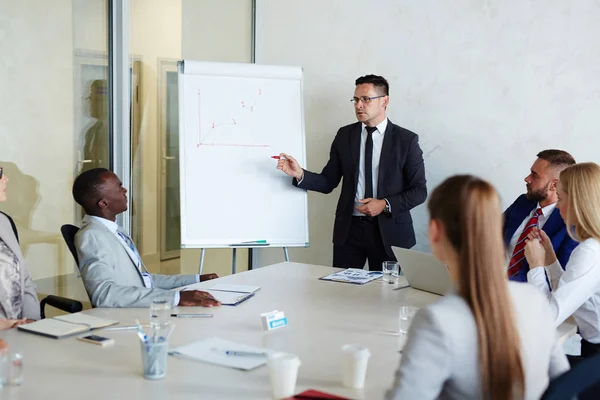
[355,75,389,96]
[537,149,576,169]
[72,168,110,212]
[428,175,524,400]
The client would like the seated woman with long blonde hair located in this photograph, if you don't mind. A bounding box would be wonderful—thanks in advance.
[526,162,600,359]
[386,175,568,400]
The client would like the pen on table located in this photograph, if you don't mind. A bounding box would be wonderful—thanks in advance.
[393,285,410,291]
[170,313,214,318]
[221,350,268,357]
[103,324,149,331]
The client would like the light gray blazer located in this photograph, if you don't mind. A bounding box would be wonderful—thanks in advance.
[75,216,197,308]
[0,213,40,320]
[386,282,569,400]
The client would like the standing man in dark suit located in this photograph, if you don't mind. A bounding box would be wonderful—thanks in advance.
[277,75,427,270]
[504,149,578,282]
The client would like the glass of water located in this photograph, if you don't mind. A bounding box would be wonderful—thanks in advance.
[149,298,172,339]
[0,347,8,388]
[0,347,23,387]
[398,306,419,337]
[382,261,400,284]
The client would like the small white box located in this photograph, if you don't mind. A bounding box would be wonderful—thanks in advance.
[261,310,288,331]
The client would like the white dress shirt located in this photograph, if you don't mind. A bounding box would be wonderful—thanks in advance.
[84,215,199,306]
[353,118,388,216]
[528,238,600,343]
[505,202,556,264]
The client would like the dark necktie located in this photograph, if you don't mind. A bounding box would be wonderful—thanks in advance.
[507,208,543,277]
[364,126,377,199]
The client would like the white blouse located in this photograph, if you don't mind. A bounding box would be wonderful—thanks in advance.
[528,238,600,343]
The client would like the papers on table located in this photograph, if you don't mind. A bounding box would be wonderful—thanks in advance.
[209,284,261,294]
[203,290,254,306]
[179,282,260,305]
[169,337,272,370]
[319,268,383,285]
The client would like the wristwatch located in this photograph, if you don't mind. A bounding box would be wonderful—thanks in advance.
[384,199,391,214]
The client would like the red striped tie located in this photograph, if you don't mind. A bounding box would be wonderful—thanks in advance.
[507,208,543,277]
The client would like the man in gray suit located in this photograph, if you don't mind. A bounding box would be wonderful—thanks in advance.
[73,168,220,308]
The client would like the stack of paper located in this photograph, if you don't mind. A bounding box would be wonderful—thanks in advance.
[169,337,272,370]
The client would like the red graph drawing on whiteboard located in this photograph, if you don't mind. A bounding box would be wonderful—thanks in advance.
[196,88,269,148]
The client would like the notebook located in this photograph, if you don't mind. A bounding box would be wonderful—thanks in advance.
[17,313,119,339]
[319,268,383,285]
[169,337,272,371]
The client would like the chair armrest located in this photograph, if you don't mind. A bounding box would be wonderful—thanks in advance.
[40,295,83,319]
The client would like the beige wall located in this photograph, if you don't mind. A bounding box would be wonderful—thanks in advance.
[0,0,254,285]
[130,0,182,266]
[179,0,253,277]
[0,0,108,281]
[131,0,254,278]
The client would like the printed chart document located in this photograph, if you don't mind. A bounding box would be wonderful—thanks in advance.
[169,337,273,370]
[17,313,118,339]
[319,268,383,285]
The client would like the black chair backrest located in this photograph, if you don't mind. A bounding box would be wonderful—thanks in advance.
[0,211,19,243]
[542,353,600,399]
[60,224,80,267]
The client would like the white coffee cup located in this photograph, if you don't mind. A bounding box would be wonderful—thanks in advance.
[341,344,371,389]
[267,352,301,399]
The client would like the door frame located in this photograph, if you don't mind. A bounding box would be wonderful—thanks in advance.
[158,58,181,261]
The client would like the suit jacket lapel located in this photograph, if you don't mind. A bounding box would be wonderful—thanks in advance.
[504,202,535,244]
[0,217,25,266]
[377,119,395,194]
[542,208,564,238]
[350,122,362,186]
[86,217,141,272]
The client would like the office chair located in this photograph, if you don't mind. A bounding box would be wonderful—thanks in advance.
[0,211,83,319]
[60,224,80,266]
[541,353,600,400]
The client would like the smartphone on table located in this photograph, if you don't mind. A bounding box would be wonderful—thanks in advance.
[77,334,115,347]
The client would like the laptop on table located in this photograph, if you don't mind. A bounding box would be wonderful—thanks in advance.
[392,247,453,296]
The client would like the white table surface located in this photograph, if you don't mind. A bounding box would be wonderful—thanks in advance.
[0,262,577,400]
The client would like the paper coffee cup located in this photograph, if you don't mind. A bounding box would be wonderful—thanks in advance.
[341,344,371,389]
[268,352,301,399]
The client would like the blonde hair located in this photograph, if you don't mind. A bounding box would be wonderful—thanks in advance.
[428,175,524,400]
[560,162,600,242]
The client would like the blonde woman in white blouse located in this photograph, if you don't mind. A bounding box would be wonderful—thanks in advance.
[525,162,600,358]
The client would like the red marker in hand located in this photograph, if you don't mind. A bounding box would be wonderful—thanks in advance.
[272,155,287,160]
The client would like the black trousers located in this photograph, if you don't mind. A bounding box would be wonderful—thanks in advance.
[566,339,600,399]
[333,216,396,271]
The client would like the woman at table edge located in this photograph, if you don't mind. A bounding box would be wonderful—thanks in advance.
[386,175,569,400]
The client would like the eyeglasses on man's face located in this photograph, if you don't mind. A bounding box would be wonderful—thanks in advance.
[350,95,386,104]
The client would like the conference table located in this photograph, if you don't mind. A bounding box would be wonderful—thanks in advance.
[0,262,577,400]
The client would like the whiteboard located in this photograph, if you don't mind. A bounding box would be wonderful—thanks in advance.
[178,60,309,248]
